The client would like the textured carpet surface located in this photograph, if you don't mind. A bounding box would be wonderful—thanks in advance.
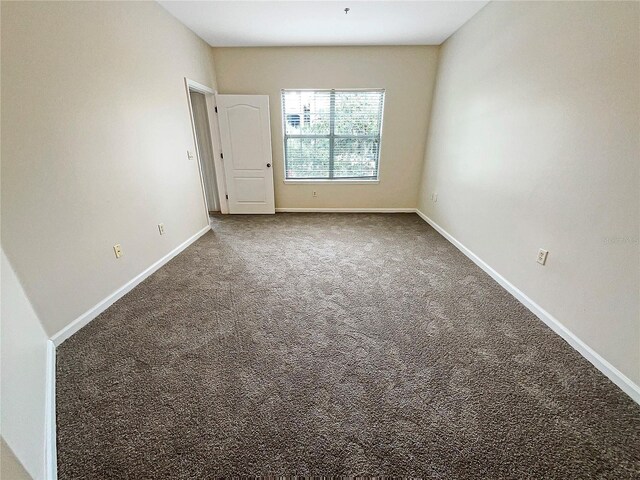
[57,213,640,479]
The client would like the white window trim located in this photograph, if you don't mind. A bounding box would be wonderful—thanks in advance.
[281,88,385,182]
[283,179,380,185]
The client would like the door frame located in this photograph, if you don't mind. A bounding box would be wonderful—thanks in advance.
[184,78,229,215]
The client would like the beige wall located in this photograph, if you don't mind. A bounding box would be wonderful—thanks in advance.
[212,46,439,209]
[1,438,32,480]
[1,1,218,335]
[418,2,640,383]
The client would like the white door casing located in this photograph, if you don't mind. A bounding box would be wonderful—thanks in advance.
[215,95,275,214]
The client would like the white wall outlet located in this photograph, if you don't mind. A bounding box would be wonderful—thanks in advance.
[113,244,123,259]
[187,150,195,161]
[158,223,165,235]
[433,192,438,203]
[537,248,549,265]
[312,191,318,198]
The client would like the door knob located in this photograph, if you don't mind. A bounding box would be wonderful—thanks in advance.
[267,163,271,168]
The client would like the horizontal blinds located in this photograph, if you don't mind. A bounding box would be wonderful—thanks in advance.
[333,138,380,178]
[283,90,331,136]
[334,91,384,136]
[285,138,330,178]
[282,89,384,179]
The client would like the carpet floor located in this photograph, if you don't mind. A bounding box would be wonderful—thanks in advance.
[56,213,640,479]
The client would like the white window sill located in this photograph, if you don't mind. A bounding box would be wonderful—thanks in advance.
[284,179,380,185]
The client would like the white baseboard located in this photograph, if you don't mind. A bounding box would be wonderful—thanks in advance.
[415,209,640,404]
[45,340,57,480]
[275,207,416,213]
[50,225,211,346]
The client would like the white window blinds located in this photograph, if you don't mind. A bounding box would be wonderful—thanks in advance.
[281,89,385,180]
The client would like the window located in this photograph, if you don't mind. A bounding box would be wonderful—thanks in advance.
[282,89,385,181]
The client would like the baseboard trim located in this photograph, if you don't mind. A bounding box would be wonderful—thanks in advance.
[45,340,57,479]
[50,225,211,346]
[415,209,640,405]
[275,207,416,213]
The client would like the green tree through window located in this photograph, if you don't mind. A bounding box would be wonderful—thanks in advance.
[282,89,385,180]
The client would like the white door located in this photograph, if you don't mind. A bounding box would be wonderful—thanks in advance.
[215,94,275,214]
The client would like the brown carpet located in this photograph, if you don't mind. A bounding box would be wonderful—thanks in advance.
[56,213,640,479]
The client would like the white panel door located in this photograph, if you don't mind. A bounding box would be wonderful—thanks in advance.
[215,94,275,214]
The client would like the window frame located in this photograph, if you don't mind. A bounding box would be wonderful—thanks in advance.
[281,88,385,183]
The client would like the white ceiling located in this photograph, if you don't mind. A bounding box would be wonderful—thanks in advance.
[157,1,489,47]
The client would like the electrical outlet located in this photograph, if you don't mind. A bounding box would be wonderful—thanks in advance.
[433,192,438,203]
[158,223,165,235]
[537,249,548,265]
[187,150,195,161]
[113,244,123,259]
[312,191,318,198]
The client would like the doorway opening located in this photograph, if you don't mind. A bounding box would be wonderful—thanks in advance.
[190,91,219,214]
[185,78,228,219]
